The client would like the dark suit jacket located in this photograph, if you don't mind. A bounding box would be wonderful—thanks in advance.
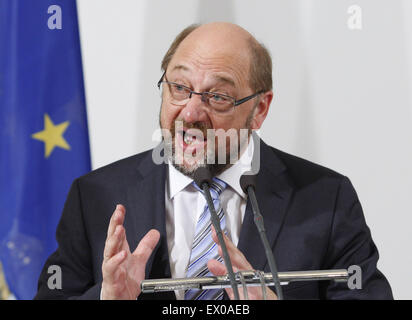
[34,139,393,300]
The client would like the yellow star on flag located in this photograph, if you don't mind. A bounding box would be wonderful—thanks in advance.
[32,114,71,158]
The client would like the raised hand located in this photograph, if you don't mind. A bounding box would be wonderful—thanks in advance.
[101,204,160,300]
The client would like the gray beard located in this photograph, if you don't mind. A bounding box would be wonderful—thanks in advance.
[166,142,235,179]
[163,126,251,179]
[159,102,256,179]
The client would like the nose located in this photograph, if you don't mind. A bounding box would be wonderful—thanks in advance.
[181,93,208,123]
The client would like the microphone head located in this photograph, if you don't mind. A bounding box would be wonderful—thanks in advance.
[194,167,213,188]
[239,173,257,194]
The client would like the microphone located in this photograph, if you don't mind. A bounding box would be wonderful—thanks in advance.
[240,173,284,300]
[194,167,240,300]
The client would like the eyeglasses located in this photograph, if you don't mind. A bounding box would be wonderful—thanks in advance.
[157,71,264,114]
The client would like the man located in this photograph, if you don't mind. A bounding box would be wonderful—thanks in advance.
[35,22,392,300]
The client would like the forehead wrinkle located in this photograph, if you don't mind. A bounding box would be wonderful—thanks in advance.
[191,48,248,77]
[171,50,248,91]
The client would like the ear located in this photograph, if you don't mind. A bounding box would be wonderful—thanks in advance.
[250,91,273,130]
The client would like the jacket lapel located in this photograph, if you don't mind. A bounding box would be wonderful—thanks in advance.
[237,139,293,272]
[126,151,174,298]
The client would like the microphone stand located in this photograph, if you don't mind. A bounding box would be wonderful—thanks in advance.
[240,173,284,300]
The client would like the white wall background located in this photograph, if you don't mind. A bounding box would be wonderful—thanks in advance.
[77,0,412,299]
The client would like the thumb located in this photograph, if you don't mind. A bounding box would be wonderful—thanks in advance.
[132,229,160,264]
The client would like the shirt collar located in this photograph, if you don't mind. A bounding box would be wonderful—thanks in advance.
[168,161,194,199]
[167,136,254,200]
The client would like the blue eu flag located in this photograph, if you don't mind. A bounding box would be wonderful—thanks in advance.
[0,0,91,299]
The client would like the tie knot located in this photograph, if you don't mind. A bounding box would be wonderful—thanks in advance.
[193,177,227,200]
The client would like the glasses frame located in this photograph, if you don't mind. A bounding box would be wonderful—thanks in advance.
[157,71,264,109]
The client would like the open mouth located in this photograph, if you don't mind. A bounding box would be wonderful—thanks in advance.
[178,128,207,151]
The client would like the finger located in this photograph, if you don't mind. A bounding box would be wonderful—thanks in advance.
[211,226,252,270]
[267,289,278,300]
[102,250,127,283]
[104,225,125,260]
[207,259,227,276]
[107,204,126,238]
[207,259,235,300]
[217,244,252,270]
[211,225,237,252]
[132,229,160,264]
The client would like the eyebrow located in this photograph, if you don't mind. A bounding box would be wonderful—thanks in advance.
[171,64,189,72]
[170,64,236,88]
[212,75,236,88]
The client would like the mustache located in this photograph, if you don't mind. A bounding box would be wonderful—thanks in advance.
[170,120,212,137]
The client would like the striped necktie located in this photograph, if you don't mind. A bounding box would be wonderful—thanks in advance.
[184,177,227,300]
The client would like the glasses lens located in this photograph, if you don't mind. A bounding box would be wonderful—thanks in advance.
[168,83,190,104]
[160,82,235,113]
[206,93,234,113]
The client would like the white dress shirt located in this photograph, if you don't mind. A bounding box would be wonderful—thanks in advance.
[165,138,254,300]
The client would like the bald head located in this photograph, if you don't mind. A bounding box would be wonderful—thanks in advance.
[181,22,253,55]
[187,22,252,39]
[161,22,272,92]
